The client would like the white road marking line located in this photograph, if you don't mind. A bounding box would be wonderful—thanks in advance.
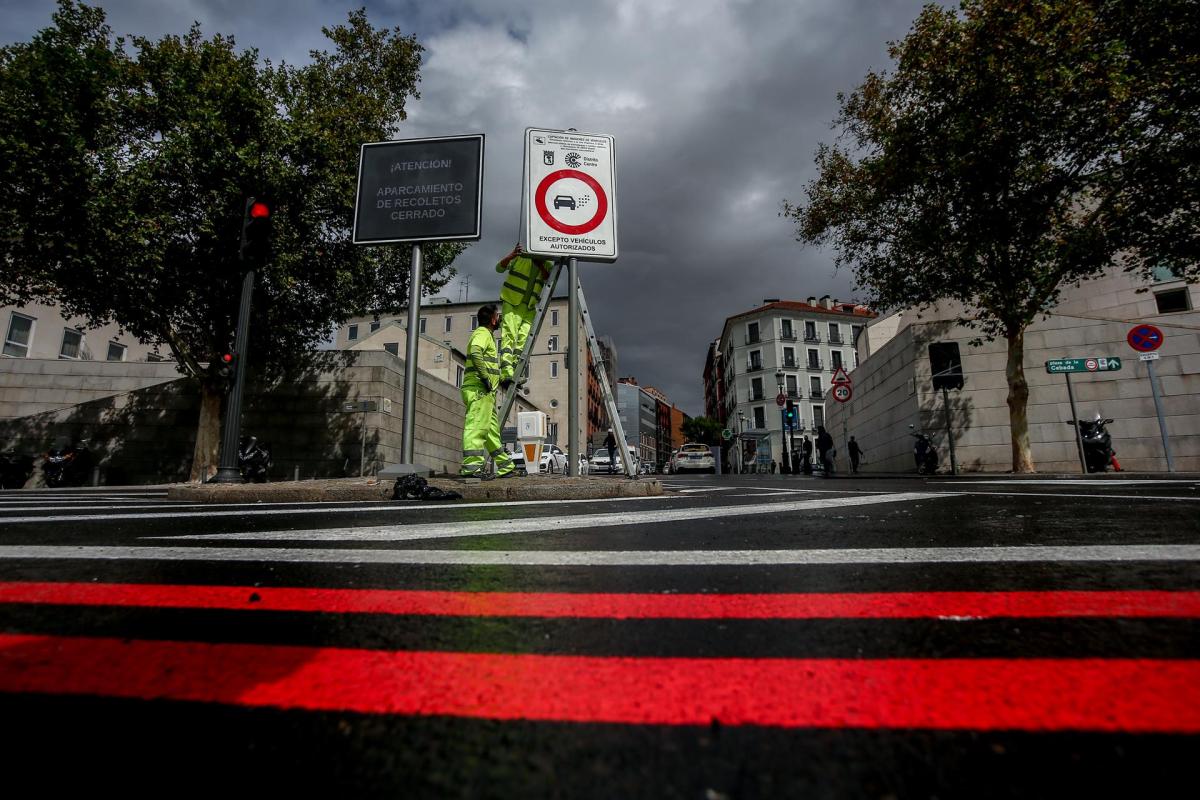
[0,493,687,524]
[1,544,1197,566]
[150,492,952,543]
[675,487,741,493]
[934,480,1198,486]
[959,491,1200,503]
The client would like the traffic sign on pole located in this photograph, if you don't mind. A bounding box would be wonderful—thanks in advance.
[775,393,787,407]
[1045,358,1122,374]
[830,366,852,386]
[832,384,852,403]
[524,128,617,262]
[1127,324,1165,353]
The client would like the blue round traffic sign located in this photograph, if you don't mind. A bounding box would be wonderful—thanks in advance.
[1127,324,1164,353]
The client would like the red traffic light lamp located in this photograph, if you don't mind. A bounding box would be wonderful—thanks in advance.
[239,196,272,262]
[248,201,270,219]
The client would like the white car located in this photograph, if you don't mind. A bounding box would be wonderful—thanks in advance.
[590,445,638,474]
[511,444,568,475]
[672,443,716,474]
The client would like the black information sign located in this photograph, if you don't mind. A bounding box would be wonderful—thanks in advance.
[352,134,484,244]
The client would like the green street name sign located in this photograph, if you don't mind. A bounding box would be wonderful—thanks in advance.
[1045,357,1122,374]
[721,429,734,441]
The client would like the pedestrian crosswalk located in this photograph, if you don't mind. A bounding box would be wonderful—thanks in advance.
[0,485,1197,794]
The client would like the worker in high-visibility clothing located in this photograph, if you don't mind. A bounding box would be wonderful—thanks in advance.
[495,243,554,389]
[460,304,515,479]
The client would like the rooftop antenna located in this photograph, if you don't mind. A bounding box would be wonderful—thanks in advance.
[458,275,470,303]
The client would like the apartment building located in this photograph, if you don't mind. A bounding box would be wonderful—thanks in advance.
[338,296,590,447]
[3,302,169,363]
[710,296,876,465]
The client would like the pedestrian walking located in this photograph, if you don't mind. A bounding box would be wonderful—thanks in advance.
[604,429,617,474]
[495,244,554,390]
[460,304,515,479]
[816,426,834,477]
[848,436,864,474]
[801,436,813,475]
[770,459,777,474]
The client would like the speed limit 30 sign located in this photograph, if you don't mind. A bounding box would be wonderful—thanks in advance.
[524,128,617,262]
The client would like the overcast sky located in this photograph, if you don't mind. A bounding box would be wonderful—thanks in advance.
[4,0,934,415]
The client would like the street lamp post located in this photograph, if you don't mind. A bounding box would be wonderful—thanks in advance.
[737,411,747,475]
[775,369,789,474]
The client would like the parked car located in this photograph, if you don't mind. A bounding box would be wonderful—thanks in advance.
[511,443,569,475]
[672,443,716,474]
[590,445,638,474]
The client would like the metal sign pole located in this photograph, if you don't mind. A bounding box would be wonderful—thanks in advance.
[567,257,581,476]
[1146,360,1176,472]
[940,385,958,476]
[401,244,422,465]
[213,268,255,483]
[1064,372,1087,474]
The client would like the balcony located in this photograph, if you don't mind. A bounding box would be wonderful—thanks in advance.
[810,389,824,399]
[746,362,765,373]
[744,334,761,345]
[803,332,821,343]
[806,360,824,372]
[786,389,800,399]
[780,329,797,341]
[782,358,797,369]
[749,390,766,402]
[828,333,844,345]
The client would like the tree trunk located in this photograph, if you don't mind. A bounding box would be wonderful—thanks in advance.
[189,384,223,482]
[1005,329,1036,473]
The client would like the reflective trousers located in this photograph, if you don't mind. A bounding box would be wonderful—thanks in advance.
[460,384,513,477]
[499,302,535,381]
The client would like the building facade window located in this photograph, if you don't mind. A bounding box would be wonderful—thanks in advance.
[751,376,764,401]
[753,406,766,430]
[851,325,864,346]
[470,317,479,330]
[810,376,822,397]
[347,323,358,341]
[370,320,381,333]
[3,312,34,358]
[831,351,843,370]
[783,346,796,368]
[1155,288,1191,313]
[384,342,399,356]
[418,318,427,335]
[747,321,760,344]
[749,350,762,370]
[781,320,794,339]
[106,342,127,362]
[551,309,560,326]
[804,321,818,342]
[547,335,559,352]
[813,405,825,429]
[59,329,84,360]
[444,316,453,333]
[828,322,841,343]
[550,360,559,379]
[785,374,798,397]
[807,349,820,369]
[455,365,464,387]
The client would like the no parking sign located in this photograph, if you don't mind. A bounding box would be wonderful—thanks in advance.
[524,128,618,262]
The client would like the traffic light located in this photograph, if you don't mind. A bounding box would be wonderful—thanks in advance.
[239,196,272,262]
[784,398,796,429]
[216,351,237,385]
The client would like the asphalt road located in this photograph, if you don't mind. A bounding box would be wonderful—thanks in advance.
[1,474,1197,797]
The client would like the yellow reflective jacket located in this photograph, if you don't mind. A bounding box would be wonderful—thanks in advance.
[497,256,552,311]
[463,325,500,391]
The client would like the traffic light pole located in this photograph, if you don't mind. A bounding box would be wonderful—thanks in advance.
[212,268,255,483]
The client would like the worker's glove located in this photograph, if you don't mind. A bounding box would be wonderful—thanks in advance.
[483,380,495,395]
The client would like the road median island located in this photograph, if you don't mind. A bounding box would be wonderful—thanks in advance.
[168,475,663,504]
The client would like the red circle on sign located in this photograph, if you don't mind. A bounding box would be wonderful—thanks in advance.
[833,385,852,403]
[776,393,787,407]
[535,170,608,235]
[1127,324,1164,353]
[1085,359,1098,371]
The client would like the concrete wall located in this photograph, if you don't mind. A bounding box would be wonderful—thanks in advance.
[826,283,1200,473]
[0,350,466,485]
[0,358,185,420]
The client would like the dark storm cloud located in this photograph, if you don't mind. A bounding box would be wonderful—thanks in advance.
[4,0,934,414]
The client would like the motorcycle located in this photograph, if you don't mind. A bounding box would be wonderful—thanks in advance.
[43,438,93,488]
[238,435,272,483]
[1,450,35,489]
[911,432,939,475]
[1068,414,1119,473]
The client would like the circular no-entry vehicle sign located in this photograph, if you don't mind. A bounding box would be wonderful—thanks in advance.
[535,169,608,235]
[1085,358,1098,372]
[1127,324,1165,353]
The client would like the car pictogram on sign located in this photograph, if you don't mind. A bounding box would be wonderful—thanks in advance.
[553,195,576,210]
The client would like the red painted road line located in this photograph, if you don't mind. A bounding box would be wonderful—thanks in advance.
[1,582,1199,619]
[0,633,1197,732]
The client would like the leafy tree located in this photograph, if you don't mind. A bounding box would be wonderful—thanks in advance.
[681,416,724,445]
[784,0,1198,472]
[0,1,464,479]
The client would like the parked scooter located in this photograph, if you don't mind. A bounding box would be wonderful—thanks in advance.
[238,435,272,483]
[911,431,939,475]
[43,438,93,488]
[1068,414,1119,473]
[0,449,35,489]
